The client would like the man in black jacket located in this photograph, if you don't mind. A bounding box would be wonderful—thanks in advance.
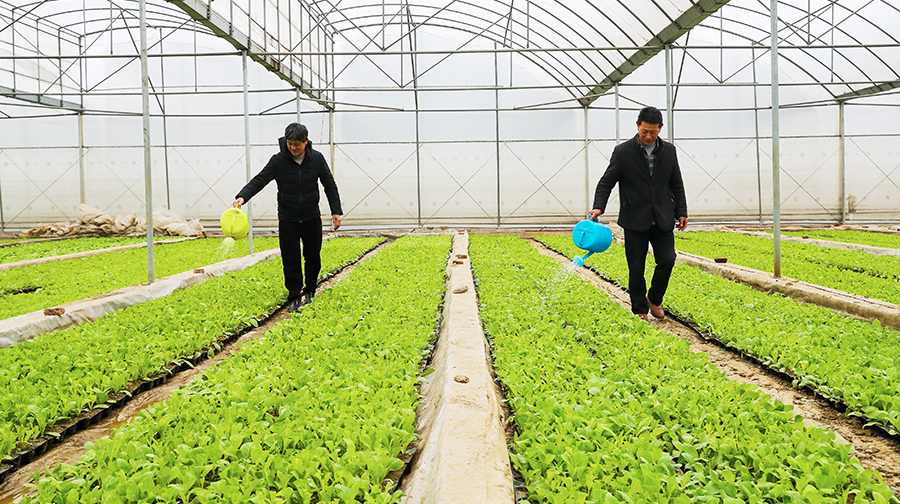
[234,123,343,312]
[589,106,688,322]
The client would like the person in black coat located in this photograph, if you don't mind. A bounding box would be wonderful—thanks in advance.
[234,123,343,312]
[589,106,688,322]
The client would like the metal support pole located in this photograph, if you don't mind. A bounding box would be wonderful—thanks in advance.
[79,35,86,205]
[329,109,336,180]
[78,113,86,203]
[411,28,422,227]
[0,158,4,231]
[771,0,782,277]
[616,82,622,145]
[752,47,763,224]
[415,104,422,226]
[160,27,171,210]
[838,100,846,223]
[584,106,590,215]
[495,43,501,228]
[665,44,674,143]
[615,82,620,143]
[243,50,254,254]
[140,0,155,282]
[296,88,302,123]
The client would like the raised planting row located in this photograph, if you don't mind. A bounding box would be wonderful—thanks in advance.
[0,237,281,321]
[0,237,151,265]
[22,235,450,504]
[674,231,900,305]
[471,235,896,503]
[0,237,384,463]
[539,235,900,436]
[777,229,900,250]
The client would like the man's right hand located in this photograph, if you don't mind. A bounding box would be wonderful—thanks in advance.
[233,197,244,208]
[588,209,603,221]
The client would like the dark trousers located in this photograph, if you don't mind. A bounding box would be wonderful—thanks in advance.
[623,226,677,315]
[278,218,323,300]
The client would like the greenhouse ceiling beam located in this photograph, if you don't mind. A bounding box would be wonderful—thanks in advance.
[165,0,332,110]
[578,0,730,107]
[835,80,900,101]
[0,85,83,111]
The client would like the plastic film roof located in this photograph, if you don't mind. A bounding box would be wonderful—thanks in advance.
[2,0,900,112]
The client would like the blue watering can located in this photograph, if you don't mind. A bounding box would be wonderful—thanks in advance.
[571,218,612,267]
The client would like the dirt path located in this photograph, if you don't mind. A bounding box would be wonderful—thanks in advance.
[0,242,389,504]
[530,239,900,490]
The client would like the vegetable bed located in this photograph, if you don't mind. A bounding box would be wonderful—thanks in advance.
[22,235,449,503]
[674,231,900,305]
[539,235,900,436]
[472,234,896,503]
[0,237,149,265]
[778,230,900,250]
[0,237,281,321]
[0,237,384,463]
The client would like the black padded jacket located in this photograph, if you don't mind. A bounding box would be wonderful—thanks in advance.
[236,137,342,223]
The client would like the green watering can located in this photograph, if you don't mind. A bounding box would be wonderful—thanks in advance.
[220,207,249,240]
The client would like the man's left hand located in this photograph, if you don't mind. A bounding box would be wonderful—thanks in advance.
[332,214,342,231]
[676,216,688,231]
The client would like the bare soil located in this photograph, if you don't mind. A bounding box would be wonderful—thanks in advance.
[530,239,900,490]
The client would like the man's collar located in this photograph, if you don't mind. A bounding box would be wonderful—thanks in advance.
[634,134,659,151]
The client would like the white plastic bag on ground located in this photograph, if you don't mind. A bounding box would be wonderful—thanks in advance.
[18,206,205,238]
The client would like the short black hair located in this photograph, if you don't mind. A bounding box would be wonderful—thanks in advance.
[284,123,308,142]
[637,106,663,126]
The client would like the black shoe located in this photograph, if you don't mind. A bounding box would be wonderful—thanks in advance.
[287,298,303,313]
[299,291,314,306]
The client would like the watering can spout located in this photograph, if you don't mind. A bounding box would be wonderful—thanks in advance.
[571,218,612,267]
[573,251,594,267]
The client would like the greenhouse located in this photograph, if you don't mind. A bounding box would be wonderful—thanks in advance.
[1,0,900,502]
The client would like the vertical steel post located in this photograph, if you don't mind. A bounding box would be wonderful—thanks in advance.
[160,28,171,210]
[584,106,590,215]
[839,100,846,223]
[79,113,86,203]
[243,50,254,254]
[771,0,782,277]
[415,101,422,226]
[0,156,4,230]
[495,43,501,227]
[665,44,674,143]
[616,82,622,145]
[411,28,422,226]
[296,88,302,123]
[752,48,763,224]
[329,109,336,179]
[140,0,154,282]
[78,35,86,205]
[615,82,620,143]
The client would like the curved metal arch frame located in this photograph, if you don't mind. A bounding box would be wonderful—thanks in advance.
[317,0,657,90]
[676,2,900,103]
[325,13,610,101]
[1,0,899,115]
[320,3,613,83]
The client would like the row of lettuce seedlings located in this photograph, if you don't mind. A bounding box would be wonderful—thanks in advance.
[0,237,385,483]
[537,234,900,440]
[471,234,896,503]
[10,231,898,502]
[15,236,450,503]
[674,231,900,306]
[0,237,282,321]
